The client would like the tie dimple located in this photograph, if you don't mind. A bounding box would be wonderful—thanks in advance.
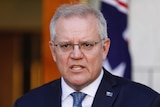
[71,92,87,107]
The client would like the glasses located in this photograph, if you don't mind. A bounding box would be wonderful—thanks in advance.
[53,39,104,54]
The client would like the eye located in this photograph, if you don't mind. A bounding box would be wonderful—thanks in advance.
[81,42,94,49]
[59,43,72,48]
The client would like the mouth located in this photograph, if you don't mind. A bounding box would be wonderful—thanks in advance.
[70,65,85,71]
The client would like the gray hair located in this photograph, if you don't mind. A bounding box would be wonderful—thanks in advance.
[50,3,108,41]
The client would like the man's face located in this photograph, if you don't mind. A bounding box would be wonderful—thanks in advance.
[49,15,110,90]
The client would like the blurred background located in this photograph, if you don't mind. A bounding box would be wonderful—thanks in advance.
[0,0,160,107]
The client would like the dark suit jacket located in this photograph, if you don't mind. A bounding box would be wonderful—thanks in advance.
[14,68,160,107]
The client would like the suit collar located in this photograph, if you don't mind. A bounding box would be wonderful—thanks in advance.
[44,79,62,107]
[46,68,120,107]
[92,68,120,107]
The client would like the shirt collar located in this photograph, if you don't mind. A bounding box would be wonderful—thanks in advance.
[61,69,104,101]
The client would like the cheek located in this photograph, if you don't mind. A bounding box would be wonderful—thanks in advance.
[55,54,68,69]
[86,52,103,68]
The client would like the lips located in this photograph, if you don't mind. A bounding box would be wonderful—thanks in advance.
[70,65,84,70]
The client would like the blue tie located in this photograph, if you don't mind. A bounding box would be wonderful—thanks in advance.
[71,92,87,107]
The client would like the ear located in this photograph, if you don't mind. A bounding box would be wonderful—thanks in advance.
[102,38,110,60]
[49,41,56,62]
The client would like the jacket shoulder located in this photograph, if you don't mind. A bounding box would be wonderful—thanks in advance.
[14,79,61,107]
[112,73,160,106]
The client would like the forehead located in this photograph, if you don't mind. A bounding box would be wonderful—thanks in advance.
[54,15,100,40]
[55,14,98,27]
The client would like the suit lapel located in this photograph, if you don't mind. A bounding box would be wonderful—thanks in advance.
[44,79,62,107]
[43,69,120,107]
[92,68,120,107]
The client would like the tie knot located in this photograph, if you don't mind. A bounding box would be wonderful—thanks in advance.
[71,92,87,107]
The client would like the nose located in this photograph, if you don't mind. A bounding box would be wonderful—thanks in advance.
[70,45,83,59]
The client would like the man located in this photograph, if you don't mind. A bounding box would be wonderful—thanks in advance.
[14,3,160,107]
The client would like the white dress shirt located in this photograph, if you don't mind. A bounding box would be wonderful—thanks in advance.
[61,69,103,107]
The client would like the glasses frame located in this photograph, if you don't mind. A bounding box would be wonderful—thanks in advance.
[52,38,105,54]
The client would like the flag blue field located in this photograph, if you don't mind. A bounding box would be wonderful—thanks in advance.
[101,0,132,79]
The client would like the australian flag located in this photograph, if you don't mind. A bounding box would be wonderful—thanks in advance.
[101,0,132,79]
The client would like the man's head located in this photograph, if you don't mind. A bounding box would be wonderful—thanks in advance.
[49,3,110,91]
[50,4,108,41]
